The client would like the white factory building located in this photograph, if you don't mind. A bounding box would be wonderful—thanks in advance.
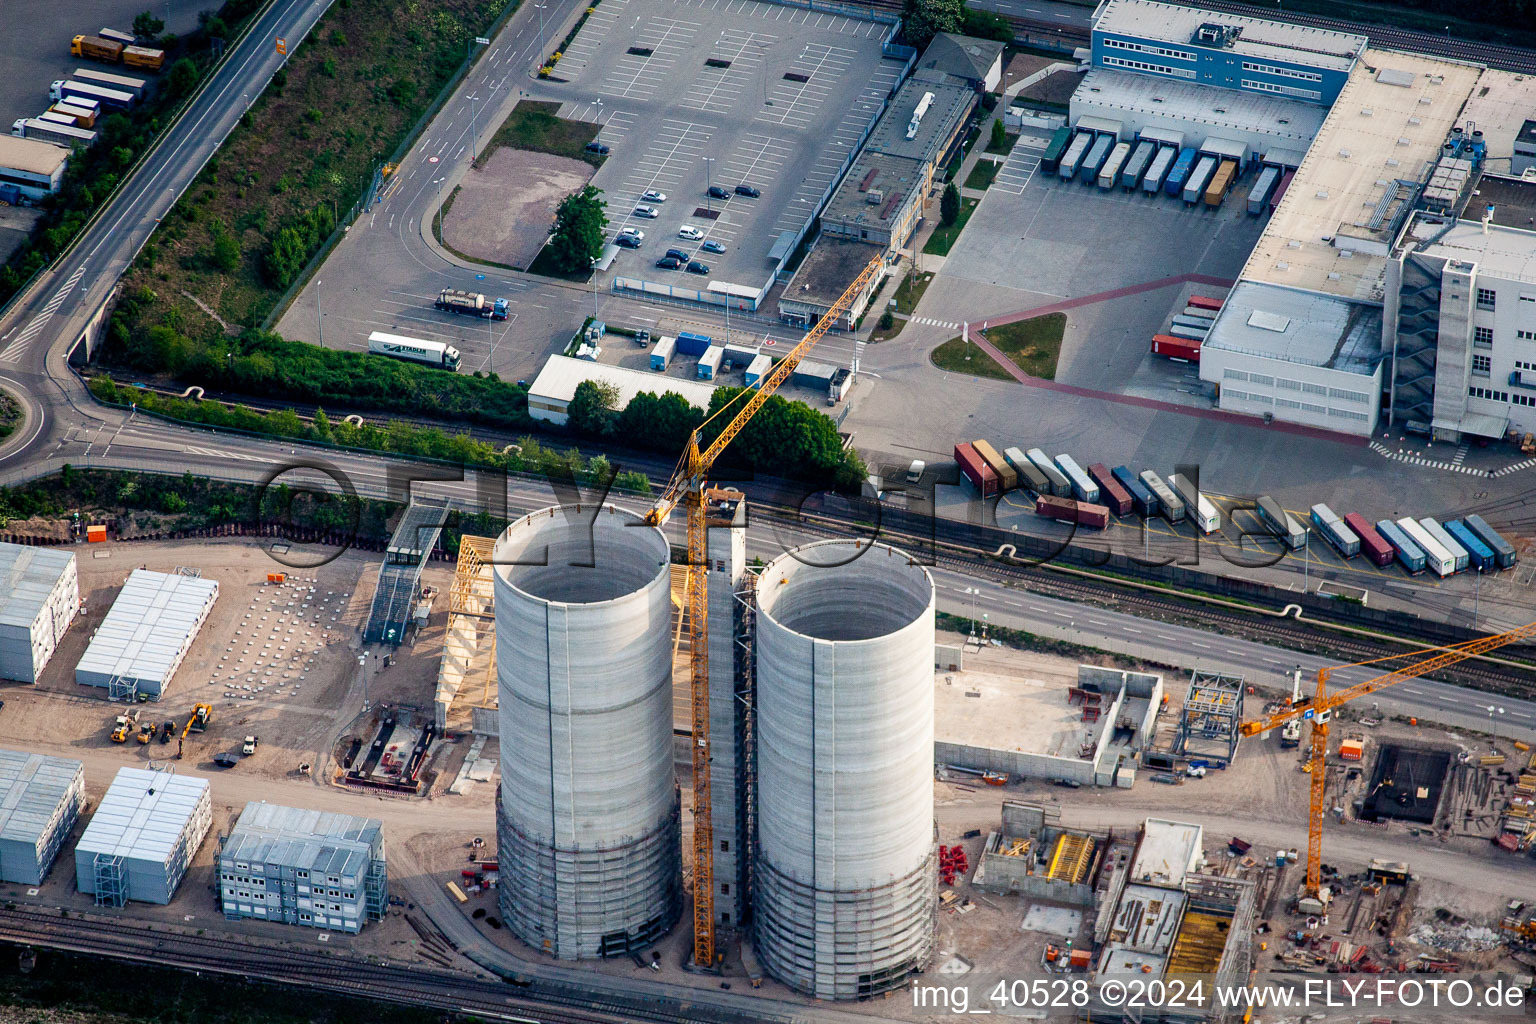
[0,749,86,885]
[0,545,78,684]
[0,136,70,202]
[525,355,716,428]
[75,568,218,699]
[76,766,213,906]
[1200,50,1536,438]
[219,802,387,933]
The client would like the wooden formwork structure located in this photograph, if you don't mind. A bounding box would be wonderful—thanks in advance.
[433,536,497,731]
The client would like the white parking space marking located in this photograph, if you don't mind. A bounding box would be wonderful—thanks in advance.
[682,27,778,113]
[602,16,699,101]
[992,148,1041,195]
[757,42,855,129]
[614,120,714,238]
[555,0,630,77]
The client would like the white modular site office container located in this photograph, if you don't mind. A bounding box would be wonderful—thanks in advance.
[0,545,78,684]
[0,749,85,884]
[75,569,218,699]
[76,767,212,905]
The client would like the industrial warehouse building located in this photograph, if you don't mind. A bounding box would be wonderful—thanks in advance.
[76,766,212,906]
[0,136,70,202]
[75,568,218,699]
[0,545,79,684]
[219,802,387,933]
[524,355,715,428]
[0,749,85,885]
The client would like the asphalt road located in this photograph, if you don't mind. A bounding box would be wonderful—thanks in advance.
[968,0,1093,27]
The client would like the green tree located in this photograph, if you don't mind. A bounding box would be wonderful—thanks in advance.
[207,221,240,273]
[547,186,607,274]
[940,181,960,226]
[960,6,1014,43]
[902,0,961,49]
[203,15,229,39]
[264,227,308,287]
[132,11,165,39]
[616,391,704,453]
[990,118,1007,152]
[567,380,620,436]
[167,58,200,99]
[878,310,895,331]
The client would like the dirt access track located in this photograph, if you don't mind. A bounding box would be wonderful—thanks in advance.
[441,148,593,270]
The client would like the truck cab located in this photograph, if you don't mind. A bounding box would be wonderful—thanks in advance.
[443,346,462,370]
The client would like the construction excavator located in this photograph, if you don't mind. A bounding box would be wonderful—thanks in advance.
[645,252,884,968]
[1239,619,1536,914]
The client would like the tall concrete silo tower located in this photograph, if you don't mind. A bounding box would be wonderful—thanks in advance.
[752,539,936,999]
[493,505,680,959]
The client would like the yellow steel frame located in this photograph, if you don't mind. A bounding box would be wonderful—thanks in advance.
[646,253,883,969]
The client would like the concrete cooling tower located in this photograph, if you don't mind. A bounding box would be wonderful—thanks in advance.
[493,505,679,959]
[752,539,937,999]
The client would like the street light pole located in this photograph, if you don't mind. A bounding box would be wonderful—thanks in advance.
[535,3,548,67]
[316,279,322,345]
[590,257,600,322]
[703,156,715,213]
[466,94,481,161]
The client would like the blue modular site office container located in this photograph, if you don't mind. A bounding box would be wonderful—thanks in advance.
[1444,520,1496,572]
[676,331,713,357]
[1375,519,1426,574]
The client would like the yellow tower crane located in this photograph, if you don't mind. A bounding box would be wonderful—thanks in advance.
[1239,619,1536,905]
[646,253,883,968]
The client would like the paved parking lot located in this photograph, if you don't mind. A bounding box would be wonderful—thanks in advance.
[550,0,898,289]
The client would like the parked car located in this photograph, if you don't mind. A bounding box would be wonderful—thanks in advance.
[686,261,710,275]
[641,189,667,202]
[242,735,259,755]
[733,184,760,198]
[618,226,644,240]
[655,256,683,269]
[584,141,609,155]
[706,185,730,200]
[665,247,691,262]
[633,204,659,218]
[678,226,705,240]
[614,234,641,249]
[700,239,726,254]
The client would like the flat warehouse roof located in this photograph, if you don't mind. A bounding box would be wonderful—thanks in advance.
[1093,0,1364,71]
[0,750,82,846]
[0,137,70,177]
[0,546,74,631]
[1456,69,1536,170]
[1072,69,1326,147]
[1202,280,1383,373]
[528,355,716,411]
[77,767,209,864]
[75,569,218,685]
[863,71,974,164]
[1407,213,1536,285]
[1242,49,1482,300]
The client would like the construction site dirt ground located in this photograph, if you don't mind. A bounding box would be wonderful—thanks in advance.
[439,148,591,270]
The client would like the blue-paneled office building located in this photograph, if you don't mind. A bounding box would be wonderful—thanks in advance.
[1090,0,1364,106]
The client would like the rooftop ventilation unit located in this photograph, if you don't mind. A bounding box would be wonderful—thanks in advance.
[905,91,934,141]
[1193,23,1241,48]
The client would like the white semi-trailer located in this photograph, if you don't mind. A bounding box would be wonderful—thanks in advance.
[367,331,461,370]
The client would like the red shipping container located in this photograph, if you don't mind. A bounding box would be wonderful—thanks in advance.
[955,443,999,498]
[1343,512,1394,567]
[1086,463,1132,517]
[1187,294,1224,312]
[1151,334,1201,362]
[1035,494,1110,530]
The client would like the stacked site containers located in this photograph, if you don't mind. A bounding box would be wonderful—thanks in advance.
[1310,504,1359,557]
[1445,520,1497,571]
[1342,513,1393,566]
[1005,447,1050,495]
[1026,449,1071,497]
[1054,455,1099,503]
[1396,518,1454,577]
[954,443,998,498]
[1418,518,1468,574]
[1464,515,1517,568]
[1035,495,1109,529]
[1112,467,1158,517]
[1087,464,1132,517]
[1139,471,1184,523]
[971,440,1016,491]
[1375,520,1426,574]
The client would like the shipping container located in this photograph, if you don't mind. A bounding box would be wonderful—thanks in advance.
[1182,156,1218,205]
[1202,159,1238,208]
[1397,518,1454,577]
[98,28,138,45]
[1376,519,1426,574]
[1041,125,1073,174]
[1151,334,1201,362]
[1121,140,1155,190]
[955,443,999,498]
[1343,513,1393,566]
[1444,520,1496,572]
[1246,166,1279,215]
[1142,145,1176,194]
[1164,147,1197,197]
[1186,295,1224,312]
[49,102,96,128]
[1463,514,1517,568]
[675,331,713,357]
[71,67,146,97]
[1005,447,1051,495]
[1025,448,1071,497]
[1255,495,1306,550]
[1058,132,1092,181]
[649,335,676,371]
[743,352,772,387]
[1087,463,1132,516]
[1080,135,1113,184]
[1055,454,1099,504]
[1269,169,1294,212]
[1139,471,1184,524]
[1112,466,1158,517]
[696,346,723,380]
[122,46,165,72]
[51,80,132,110]
[1098,141,1132,189]
[1035,494,1109,530]
[1310,504,1359,557]
[1168,473,1219,534]
[972,439,1016,491]
[1417,517,1468,573]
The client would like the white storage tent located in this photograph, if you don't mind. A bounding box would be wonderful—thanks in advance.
[75,766,212,905]
[75,569,217,699]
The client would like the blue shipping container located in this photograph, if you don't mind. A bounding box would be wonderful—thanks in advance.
[1375,519,1426,574]
[1164,148,1197,197]
[1444,520,1496,572]
[1111,466,1158,517]
[1463,514,1517,568]
[676,331,713,357]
